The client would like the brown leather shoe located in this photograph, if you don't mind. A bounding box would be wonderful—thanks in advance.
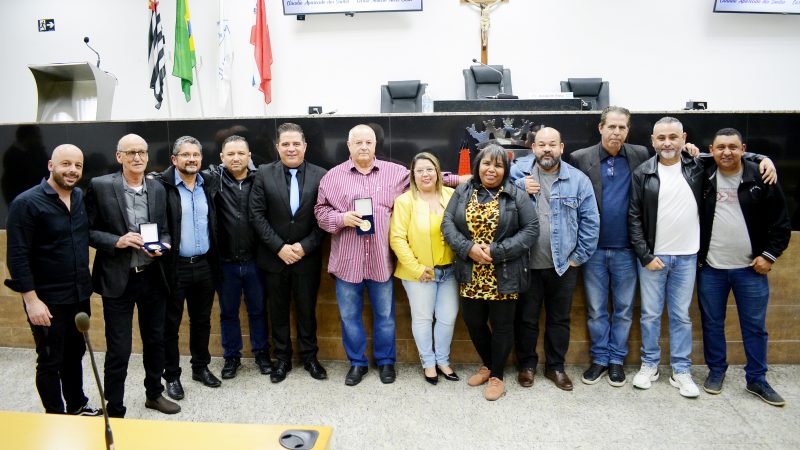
[468,366,491,386]
[484,377,505,401]
[545,369,574,391]
[518,367,535,388]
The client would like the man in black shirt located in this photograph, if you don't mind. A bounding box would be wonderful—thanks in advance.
[203,135,271,379]
[5,144,100,416]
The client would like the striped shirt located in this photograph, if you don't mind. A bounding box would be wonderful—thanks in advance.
[314,158,459,283]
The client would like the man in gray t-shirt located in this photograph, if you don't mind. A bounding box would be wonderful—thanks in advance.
[697,128,791,407]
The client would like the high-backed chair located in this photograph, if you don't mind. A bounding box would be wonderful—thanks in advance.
[560,78,609,110]
[463,65,513,100]
[380,80,426,113]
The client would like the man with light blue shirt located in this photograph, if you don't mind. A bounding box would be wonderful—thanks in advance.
[509,127,600,391]
[155,135,221,401]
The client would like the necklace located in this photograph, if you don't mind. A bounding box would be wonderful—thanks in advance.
[482,185,500,201]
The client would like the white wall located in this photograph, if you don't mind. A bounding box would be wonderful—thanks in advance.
[0,0,798,123]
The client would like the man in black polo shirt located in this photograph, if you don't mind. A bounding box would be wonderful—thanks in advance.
[5,144,100,416]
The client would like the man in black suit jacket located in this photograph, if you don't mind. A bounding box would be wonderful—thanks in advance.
[567,106,651,388]
[250,123,328,382]
[85,134,180,417]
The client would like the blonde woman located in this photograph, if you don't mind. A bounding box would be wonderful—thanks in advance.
[390,152,460,385]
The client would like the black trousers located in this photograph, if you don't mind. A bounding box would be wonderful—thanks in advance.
[27,299,90,414]
[515,266,578,371]
[164,259,215,380]
[102,265,167,418]
[265,267,321,364]
[461,298,516,380]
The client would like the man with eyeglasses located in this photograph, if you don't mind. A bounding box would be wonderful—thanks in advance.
[567,106,651,388]
[314,124,466,386]
[154,135,221,400]
[85,134,179,417]
[509,127,599,392]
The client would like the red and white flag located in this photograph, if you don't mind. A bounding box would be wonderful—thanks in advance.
[250,0,272,104]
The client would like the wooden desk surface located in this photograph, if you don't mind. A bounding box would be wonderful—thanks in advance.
[0,411,332,450]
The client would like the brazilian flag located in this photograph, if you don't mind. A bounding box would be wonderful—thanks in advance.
[173,0,196,102]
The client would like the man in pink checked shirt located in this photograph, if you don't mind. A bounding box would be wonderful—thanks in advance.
[315,124,465,387]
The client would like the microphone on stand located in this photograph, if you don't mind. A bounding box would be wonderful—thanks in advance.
[83,37,101,69]
[471,58,517,99]
[75,312,115,450]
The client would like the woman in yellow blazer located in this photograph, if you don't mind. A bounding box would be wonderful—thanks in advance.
[390,152,460,385]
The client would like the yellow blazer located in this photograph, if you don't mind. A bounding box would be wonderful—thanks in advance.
[390,187,455,281]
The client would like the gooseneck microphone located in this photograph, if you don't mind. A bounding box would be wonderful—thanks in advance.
[472,58,506,94]
[75,312,115,450]
[83,37,101,69]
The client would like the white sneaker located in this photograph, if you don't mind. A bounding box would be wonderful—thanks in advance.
[632,364,659,389]
[670,372,700,398]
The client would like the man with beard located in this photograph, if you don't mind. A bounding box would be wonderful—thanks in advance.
[85,134,179,417]
[509,127,600,391]
[5,144,101,416]
[155,136,221,400]
[629,118,775,398]
[203,135,272,380]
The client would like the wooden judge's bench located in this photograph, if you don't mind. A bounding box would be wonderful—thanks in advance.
[1,232,799,365]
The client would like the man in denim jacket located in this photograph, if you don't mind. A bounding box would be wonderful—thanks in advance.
[509,127,600,391]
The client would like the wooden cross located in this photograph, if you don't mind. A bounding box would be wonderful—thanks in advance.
[462,0,507,65]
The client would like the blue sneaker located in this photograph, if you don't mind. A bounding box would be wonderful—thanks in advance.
[703,371,725,395]
[746,380,786,407]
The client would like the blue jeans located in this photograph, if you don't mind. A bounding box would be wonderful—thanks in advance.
[582,248,637,366]
[637,254,697,374]
[335,278,396,366]
[400,266,459,368]
[217,261,269,359]
[698,265,769,384]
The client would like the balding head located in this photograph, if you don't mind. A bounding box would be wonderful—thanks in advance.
[117,134,148,152]
[48,144,84,192]
[532,127,564,173]
[534,127,562,145]
[347,124,377,170]
[116,134,149,177]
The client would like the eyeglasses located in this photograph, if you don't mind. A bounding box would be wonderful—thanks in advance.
[413,168,436,176]
[119,150,148,159]
[606,157,615,177]
[176,153,202,160]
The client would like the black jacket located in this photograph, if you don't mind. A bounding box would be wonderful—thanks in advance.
[441,179,539,295]
[698,160,790,266]
[202,164,257,263]
[628,154,705,266]
[249,161,327,274]
[152,167,221,286]
[85,172,171,298]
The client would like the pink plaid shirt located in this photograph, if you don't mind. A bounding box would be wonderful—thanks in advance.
[315,158,458,283]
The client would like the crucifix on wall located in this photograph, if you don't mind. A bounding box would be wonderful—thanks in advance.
[462,0,507,65]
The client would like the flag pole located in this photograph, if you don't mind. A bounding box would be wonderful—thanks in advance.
[194,56,205,118]
[164,50,173,118]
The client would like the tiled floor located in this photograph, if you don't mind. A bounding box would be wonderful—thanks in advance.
[1,347,797,449]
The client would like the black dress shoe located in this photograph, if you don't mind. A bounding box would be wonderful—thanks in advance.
[221,357,241,380]
[192,367,222,388]
[424,369,438,385]
[145,395,181,414]
[165,379,184,400]
[255,353,274,375]
[345,365,368,386]
[378,364,396,384]
[270,360,292,383]
[437,366,460,382]
[304,359,328,380]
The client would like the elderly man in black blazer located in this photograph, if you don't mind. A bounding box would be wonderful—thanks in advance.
[85,133,180,417]
[567,106,651,388]
[250,122,328,382]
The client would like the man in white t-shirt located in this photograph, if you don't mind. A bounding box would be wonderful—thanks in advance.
[697,128,790,406]
[628,117,702,398]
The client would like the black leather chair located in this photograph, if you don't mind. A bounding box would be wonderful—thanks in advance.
[560,78,609,110]
[463,65,513,100]
[380,80,426,113]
